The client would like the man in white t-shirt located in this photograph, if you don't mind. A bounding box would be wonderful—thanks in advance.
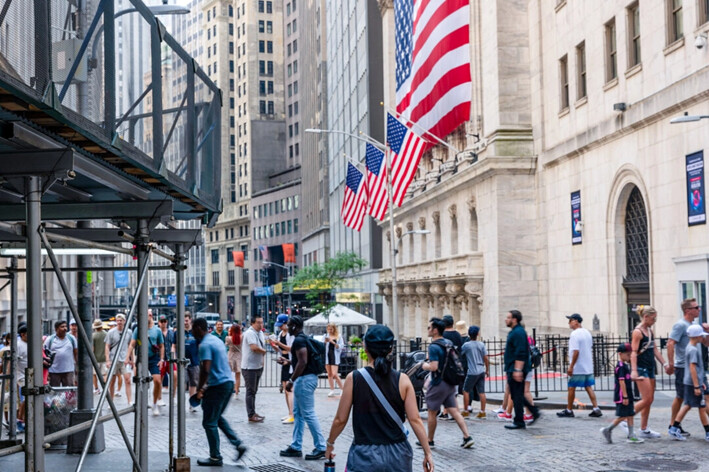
[43,320,78,387]
[557,313,602,418]
[241,315,266,422]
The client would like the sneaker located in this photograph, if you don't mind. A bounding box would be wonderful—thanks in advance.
[492,406,505,414]
[327,390,337,397]
[282,416,294,424]
[588,408,603,418]
[438,413,450,420]
[16,421,25,433]
[157,399,167,407]
[305,449,326,460]
[281,415,290,421]
[556,409,574,418]
[705,431,709,442]
[415,440,435,449]
[93,388,101,395]
[678,424,691,437]
[626,436,644,444]
[497,412,512,420]
[235,444,248,461]
[523,414,533,422]
[668,426,687,441]
[196,457,223,467]
[460,436,475,448]
[600,426,612,444]
[461,411,470,417]
[527,411,541,426]
[638,429,661,439]
[618,421,628,433]
[476,412,487,419]
[279,446,303,457]
[152,404,160,416]
[115,391,122,397]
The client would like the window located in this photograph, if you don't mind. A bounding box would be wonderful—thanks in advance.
[228,270,235,286]
[287,220,292,234]
[294,102,299,115]
[227,248,234,263]
[701,0,709,26]
[267,1,272,13]
[259,20,265,33]
[259,60,265,74]
[267,61,273,76]
[295,143,299,156]
[267,41,273,53]
[259,81,266,95]
[668,0,683,44]
[293,19,297,32]
[258,1,264,13]
[288,84,292,97]
[293,0,297,10]
[212,271,220,286]
[229,5,233,17]
[268,81,273,94]
[259,41,265,53]
[575,42,586,100]
[229,23,233,35]
[288,105,293,117]
[559,55,569,110]
[281,221,286,234]
[627,3,641,67]
[259,100,266,114]
[211,249,219,263]
[605,19,617,82]
[229,42,234,54]
[266,21,273,33]
[267,101,274,115]
[294,219,298,233]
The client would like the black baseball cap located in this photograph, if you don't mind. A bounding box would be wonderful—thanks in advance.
[566,313,583,323]
[617,342,631,353]
[364,324,394,347]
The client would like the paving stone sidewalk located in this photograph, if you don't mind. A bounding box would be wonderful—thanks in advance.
[0,387,706,471]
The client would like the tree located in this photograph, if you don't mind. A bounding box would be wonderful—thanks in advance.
[287,251,367,316]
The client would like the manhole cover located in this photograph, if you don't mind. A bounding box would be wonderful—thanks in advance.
[622,459,698,471]
[250,465,306,472]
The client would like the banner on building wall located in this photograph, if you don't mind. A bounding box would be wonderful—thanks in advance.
[571,190,582,245]
[233,251,244,267]
[114,270,129,289]
[282,243,295,264]
[686,151,706,226]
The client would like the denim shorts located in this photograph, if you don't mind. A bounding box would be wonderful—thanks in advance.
[568,374,595,388]
[683,384,708,408]
[636,367,655,379]
[674,367,685,399]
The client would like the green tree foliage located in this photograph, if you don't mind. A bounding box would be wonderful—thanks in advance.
[287,251,367,316]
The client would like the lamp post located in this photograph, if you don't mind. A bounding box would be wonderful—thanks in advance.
[670,114,709,124]
[264,261,293,315]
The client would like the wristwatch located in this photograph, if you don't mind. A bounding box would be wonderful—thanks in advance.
[513,369,523,372]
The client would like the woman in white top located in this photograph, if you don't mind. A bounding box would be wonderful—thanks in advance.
[325,323,345,396]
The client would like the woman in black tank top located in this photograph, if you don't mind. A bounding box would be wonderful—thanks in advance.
[630,305,668,438]
[323,325,433,472]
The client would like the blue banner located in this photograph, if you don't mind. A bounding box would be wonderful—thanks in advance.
[167,295,189,307]
[686,151,705,226]
[114,270,129,289]
[255,286,273,297]
[571,190,582,245]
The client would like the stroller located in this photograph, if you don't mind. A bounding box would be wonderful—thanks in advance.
[401,350,427,411]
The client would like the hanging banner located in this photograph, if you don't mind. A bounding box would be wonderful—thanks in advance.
[114,270,129,289]
[686,151,706,226]
[571,190,582,245]
[233,251,244,267]
[282,243,295,264]
[259,245,269,262]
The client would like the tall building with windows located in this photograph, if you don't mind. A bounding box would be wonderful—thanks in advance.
[325,0,384,320]
[300,0,331,267]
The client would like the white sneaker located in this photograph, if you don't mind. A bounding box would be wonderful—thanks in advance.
[327,390,336,397]
[492,407,505,414]
[189,407,197,413]
[115,391,122,397]
[157,399,167,407]
[637,429,661,439]
[618,421,628,433]
[152,404,160,416]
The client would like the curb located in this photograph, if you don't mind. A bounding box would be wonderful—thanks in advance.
[485,396,616,411]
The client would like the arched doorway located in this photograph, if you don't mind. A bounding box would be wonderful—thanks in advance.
[622,187,649,333]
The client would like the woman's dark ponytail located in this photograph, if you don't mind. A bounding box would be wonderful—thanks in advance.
[368,344,392,377]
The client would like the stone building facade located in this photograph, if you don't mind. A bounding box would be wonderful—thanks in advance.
[378,0,709,339]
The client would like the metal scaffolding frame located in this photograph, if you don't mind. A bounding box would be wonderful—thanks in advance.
[0,219,200,472]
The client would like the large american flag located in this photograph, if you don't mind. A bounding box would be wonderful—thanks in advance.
[387,113,426,207]
[365,143,388,221]
[395,0,471,141]
[341,163,368,231]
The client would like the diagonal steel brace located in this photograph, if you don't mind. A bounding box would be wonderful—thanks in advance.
[38,227,146,472]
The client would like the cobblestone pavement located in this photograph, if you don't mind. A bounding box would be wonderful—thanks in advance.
[1,387,707,471]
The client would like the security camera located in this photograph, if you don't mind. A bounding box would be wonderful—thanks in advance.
[695,33,708,49]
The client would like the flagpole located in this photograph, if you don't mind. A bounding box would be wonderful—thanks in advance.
[385,106,460,154]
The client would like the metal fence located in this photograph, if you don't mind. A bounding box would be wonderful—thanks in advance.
[259,333,692,393]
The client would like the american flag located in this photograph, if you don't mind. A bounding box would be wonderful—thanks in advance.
[258,245,269,262]
[341,163,368,231]
[365,143,388,220]
[387,113,426,207]
[395,0,471,141]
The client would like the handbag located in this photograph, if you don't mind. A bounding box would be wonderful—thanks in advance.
[358,368,409,437]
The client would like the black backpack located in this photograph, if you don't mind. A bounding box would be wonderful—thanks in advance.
[305,336,326,375]
[529,344,542,369]
[433,339,466,385]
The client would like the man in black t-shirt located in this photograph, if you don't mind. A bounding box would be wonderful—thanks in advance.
[440,315,463,418]
[279,316,327,461]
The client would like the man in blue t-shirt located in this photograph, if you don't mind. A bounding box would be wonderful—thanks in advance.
[128,311,165,415]
[193,318,247,466]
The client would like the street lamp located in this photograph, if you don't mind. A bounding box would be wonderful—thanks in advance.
[670,114,709,124]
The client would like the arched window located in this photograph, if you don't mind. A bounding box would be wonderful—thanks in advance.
[624,187,648,283]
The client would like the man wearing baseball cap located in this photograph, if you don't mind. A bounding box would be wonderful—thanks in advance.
[92,319,107,394]
[668,324,709,441]
[557,314,602,418]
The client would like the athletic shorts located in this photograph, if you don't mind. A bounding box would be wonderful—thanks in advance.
[425,380,457,412]
[463,373,485,395]
[568,374,595,388]
[674,367,685,399]
[615,402,635,418]
[683,385,708,408]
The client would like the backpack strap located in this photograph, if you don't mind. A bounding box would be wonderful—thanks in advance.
[48,335,55,350]
[358,368,408,437]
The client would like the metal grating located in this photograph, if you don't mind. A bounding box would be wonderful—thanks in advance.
[624,186,649,283]
[250,465,306,472]
[622,459,698,471]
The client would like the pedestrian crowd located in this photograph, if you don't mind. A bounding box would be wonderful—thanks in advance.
[2,297,709,471]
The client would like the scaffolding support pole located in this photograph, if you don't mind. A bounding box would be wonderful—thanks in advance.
[24,176,44,472]
[38,228,143,472]
[133,220,150,472]
[8,256,18,440]
[175,245,187,459]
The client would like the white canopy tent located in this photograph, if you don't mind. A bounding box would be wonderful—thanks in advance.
[303,304,376,327]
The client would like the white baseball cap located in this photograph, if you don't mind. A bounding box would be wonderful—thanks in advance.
[687,324,708,337]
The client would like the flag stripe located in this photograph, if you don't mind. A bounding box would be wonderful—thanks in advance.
[341,164,368,231]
